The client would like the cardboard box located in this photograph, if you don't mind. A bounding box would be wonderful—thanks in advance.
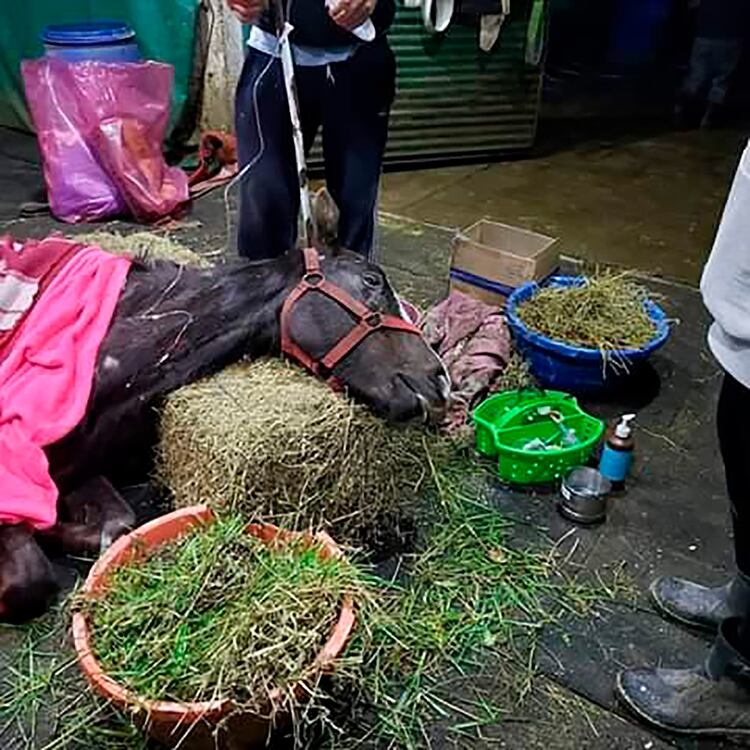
[450,220,559,306]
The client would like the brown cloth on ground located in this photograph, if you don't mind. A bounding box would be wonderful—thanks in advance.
[423,290,511,433]
[188,131,238,199]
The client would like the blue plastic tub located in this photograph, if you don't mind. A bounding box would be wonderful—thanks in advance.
[42,21,141,63]
[506,276,670,394]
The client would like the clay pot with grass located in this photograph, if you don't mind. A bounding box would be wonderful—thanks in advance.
[72,505,356,750]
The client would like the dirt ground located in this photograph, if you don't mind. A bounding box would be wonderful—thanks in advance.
[0,120,748,749]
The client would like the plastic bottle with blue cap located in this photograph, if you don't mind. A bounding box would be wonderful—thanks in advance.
[598,414,636,487]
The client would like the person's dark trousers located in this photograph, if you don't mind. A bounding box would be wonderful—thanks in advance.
[681,36,742,107]
[234,38,396,261]
[717,372,750,654]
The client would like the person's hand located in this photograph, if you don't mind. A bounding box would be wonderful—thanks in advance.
[227,0,265,24]
[329,0,377,31]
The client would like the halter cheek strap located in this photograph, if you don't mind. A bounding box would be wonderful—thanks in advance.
[280,247,421,383]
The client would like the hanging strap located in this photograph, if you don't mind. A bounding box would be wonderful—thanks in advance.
[421,0,455,33]
[526,0,546,66]
[479,0,510,53]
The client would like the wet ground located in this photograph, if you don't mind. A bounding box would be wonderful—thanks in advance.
[0,120,748,748]
[381,118,748,285]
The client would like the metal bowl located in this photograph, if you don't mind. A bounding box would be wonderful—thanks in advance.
[558,467,612,524]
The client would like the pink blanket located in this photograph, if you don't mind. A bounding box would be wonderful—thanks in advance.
[0,239,131,529]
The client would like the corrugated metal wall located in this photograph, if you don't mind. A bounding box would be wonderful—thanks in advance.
[313,1,543,168]
[388,2,542,164]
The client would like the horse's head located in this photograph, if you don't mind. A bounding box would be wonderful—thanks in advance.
[282,190,449,423]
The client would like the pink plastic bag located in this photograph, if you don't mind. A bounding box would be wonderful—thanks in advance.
[22,60,188,224]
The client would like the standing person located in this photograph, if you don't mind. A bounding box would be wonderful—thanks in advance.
[226,0,396,261]
[616,140,750,735]
[676,0,748,129]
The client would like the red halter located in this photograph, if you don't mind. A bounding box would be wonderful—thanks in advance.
[280,247,421,384]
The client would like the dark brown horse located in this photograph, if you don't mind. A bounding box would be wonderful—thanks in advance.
[0,193,449,623]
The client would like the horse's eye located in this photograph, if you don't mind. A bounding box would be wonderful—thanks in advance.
[362,272,382,289]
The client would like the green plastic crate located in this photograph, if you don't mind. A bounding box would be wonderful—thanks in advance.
[473,389,573,457]
[472,390,604,485]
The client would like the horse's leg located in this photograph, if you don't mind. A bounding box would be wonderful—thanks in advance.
[38,476,136,557]
[0,525,59,623]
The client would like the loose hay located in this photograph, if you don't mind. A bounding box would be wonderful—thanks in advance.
[75,230,209,267]
[157,359,438,550]
[495,350,535,393]
[1,455,631,750]
[516,270,657,354]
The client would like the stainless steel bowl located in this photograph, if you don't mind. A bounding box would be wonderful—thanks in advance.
[558,467,612,524]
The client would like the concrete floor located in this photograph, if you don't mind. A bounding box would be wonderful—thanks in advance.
[1,120,746,285]
[380,120,748,284]
[0,122,749,748]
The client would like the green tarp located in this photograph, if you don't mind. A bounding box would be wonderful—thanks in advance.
[0,0,199,132]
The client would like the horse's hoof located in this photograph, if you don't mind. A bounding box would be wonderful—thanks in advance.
[40,476,136,557]
[0,525,59,623]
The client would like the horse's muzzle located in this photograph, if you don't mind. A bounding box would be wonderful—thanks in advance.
[388,369,450,425]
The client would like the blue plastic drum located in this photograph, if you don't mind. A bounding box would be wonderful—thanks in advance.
[607,0,671,71]
[42,21,141,63]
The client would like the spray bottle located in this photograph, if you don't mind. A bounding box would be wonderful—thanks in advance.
[598,414,636,487]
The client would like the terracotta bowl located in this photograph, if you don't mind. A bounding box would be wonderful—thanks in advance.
[72,505,356,750]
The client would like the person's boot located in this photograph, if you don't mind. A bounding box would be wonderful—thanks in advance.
[650,573,750,631]
[701,102,724,130]
[616,617,750,736]
[674,100,691,129]
[674,94,698,129]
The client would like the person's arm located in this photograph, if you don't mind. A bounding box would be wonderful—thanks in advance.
[226,0,266,24]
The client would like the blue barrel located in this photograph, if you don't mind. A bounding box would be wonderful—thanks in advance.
[607,0,672,71]
[42,21,141,63]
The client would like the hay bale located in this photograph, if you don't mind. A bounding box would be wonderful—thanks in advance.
[75,231,209,267]
[157,359,438,550]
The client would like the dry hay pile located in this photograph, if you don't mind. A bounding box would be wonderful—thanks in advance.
[517,270,657,353]
[157,359,440,550]
[75,230,209,267]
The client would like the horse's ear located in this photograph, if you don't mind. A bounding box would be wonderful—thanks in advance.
[311,187,340,255]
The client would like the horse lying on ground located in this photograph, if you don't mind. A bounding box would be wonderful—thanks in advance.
[0,191,449,622]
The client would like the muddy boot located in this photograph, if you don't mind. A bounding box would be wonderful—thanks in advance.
[616,617,750,736]
[674,100,691,129]
[674,94,699,129]
[650,573,750,632]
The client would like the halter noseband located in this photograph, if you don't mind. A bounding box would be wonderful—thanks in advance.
[280,247,421,384]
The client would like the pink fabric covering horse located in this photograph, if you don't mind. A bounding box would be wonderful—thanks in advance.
[0,237,131,529]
